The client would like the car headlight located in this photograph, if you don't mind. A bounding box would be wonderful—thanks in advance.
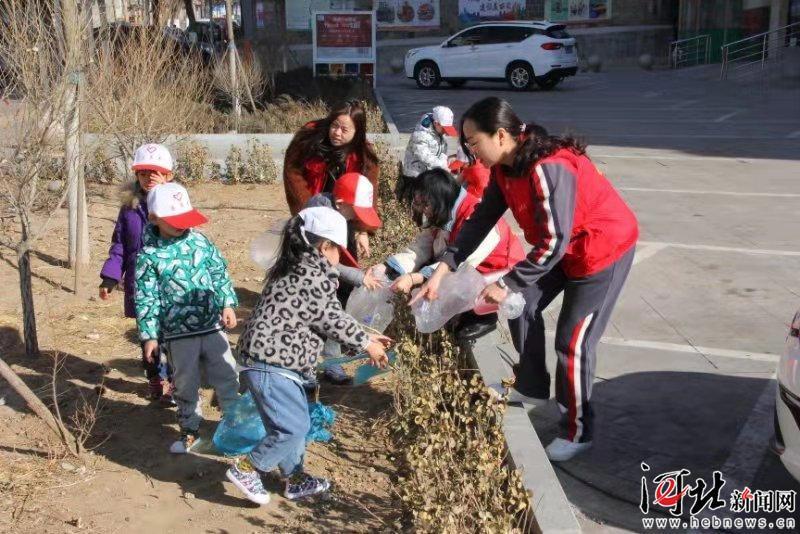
[406,49,419,59]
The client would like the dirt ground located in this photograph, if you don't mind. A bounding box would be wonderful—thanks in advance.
[0,182,401,533]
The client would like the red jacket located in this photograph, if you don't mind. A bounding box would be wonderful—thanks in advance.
[444,149,638,288]
[461,161,491,199]
[386,190,524,278]
[283,122,380,216]
[448,192,525,274]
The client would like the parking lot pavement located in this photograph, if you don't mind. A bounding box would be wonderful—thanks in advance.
[378,68,800,530]
[377,67,800,160]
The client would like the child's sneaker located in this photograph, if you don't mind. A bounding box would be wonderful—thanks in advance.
[226,458,270,505]
[160,380,176,406]
[322,364,352,385]
[146,377,163,401]
[169,430,200,454]
[284,472,330,501]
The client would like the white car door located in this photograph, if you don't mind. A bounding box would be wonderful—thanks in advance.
[438,27,492,78]
[479,26,538,78]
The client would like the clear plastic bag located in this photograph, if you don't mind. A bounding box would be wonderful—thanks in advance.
[410,264,486,333]
[472,291,526,320]
[345,274,394,332]
[250,218,288,271]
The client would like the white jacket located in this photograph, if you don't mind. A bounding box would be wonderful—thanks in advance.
[401,113,449,178]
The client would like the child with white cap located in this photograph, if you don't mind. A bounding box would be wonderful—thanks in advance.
[99,143,175,402]
[227,206,391,505]
[135,182,241,454]
[398,105,458,203]
[305,172,384,385]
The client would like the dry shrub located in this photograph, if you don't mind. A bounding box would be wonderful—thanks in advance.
[84,146,119,184]
[85,28,215,179]
[212,50,267,113]
[225,141,278,184]
[233,96,386,134]
[174,140,220,183]
[368,143,530,531]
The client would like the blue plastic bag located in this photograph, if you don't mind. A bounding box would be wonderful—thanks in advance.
[353,351,396,385]
[212,392,339,456]
[212,391,267,456]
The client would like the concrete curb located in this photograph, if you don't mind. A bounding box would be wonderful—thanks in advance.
[465,330,581,534]
[373,87,400,140]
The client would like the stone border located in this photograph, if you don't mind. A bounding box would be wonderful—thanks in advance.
[465,330,582,534]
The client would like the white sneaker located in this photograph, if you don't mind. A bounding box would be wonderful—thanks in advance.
[169,432,200,454]
[506,389,550,407]
[545,438,592,462]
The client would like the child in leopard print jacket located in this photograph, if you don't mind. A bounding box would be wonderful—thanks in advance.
[227,206,391,505]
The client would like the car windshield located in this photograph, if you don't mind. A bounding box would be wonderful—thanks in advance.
[546,25,571,39]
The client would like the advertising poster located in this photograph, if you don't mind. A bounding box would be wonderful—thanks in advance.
[314,12,374,62]
[547,0,611,22]
[457,0,526,24]
[376,1,440,30]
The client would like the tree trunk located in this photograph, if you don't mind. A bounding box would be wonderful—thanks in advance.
[225,0,240,126]
[183,0,196,24]
[17,237,39,357]
[63,0,89,273]
[0,356,81,456]
[97,0,110,26]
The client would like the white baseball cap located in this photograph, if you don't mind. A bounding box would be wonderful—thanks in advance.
[132,143,174,174]
[147,183,207,229]
[432,106,457,136]
[333,172,382,229]
[298,206,348,248]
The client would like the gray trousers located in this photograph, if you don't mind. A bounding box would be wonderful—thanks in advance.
[164,330,240,432]
[508,247,635,443]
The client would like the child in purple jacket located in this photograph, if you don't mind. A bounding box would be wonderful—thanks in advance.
[99,143,174,400]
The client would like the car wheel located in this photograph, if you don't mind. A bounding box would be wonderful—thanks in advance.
[537,76,562,90]
[414,61,441,89]
[446,79,466,88]
[506,62,534,91]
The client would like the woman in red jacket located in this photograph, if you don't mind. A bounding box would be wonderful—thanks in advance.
[413,97,639,462]
[283,100,380,258]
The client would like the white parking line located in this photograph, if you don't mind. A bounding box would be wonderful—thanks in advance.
[713,110,744,123]
[670,99,699,110]
[544,332,779,362]
[639,241,800,257]
[620,187,800,198]
[632,243,669,265]
[787,130,800,139]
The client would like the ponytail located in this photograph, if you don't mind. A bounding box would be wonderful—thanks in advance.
[266,215,324,287]
[460,97,586,178]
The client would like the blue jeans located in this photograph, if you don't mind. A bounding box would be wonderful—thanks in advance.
[242,364,310,477]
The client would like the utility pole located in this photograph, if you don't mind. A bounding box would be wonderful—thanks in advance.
[62,0,89,293]
[225,0,241,128]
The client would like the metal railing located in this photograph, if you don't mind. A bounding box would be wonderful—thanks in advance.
[670,35,711,69]
[720,21,800,80]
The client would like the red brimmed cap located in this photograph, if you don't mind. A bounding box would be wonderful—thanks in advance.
[146,183,208,229]
[333,172,382,229]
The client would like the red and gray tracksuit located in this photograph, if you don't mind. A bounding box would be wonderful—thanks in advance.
[442,148,639,443]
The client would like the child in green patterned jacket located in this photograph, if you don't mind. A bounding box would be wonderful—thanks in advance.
[135,182,240,454]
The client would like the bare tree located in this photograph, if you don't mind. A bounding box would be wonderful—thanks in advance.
[85,27,213,180]
[0,0,89,356]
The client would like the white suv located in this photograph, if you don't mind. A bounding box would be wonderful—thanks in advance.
[404,21,578,91]
[774,309,800,482]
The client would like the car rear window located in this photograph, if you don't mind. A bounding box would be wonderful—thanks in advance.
[546,25,571,39]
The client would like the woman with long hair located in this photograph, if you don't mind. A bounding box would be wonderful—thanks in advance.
[283,99,380,258]
[412,97,639,462]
